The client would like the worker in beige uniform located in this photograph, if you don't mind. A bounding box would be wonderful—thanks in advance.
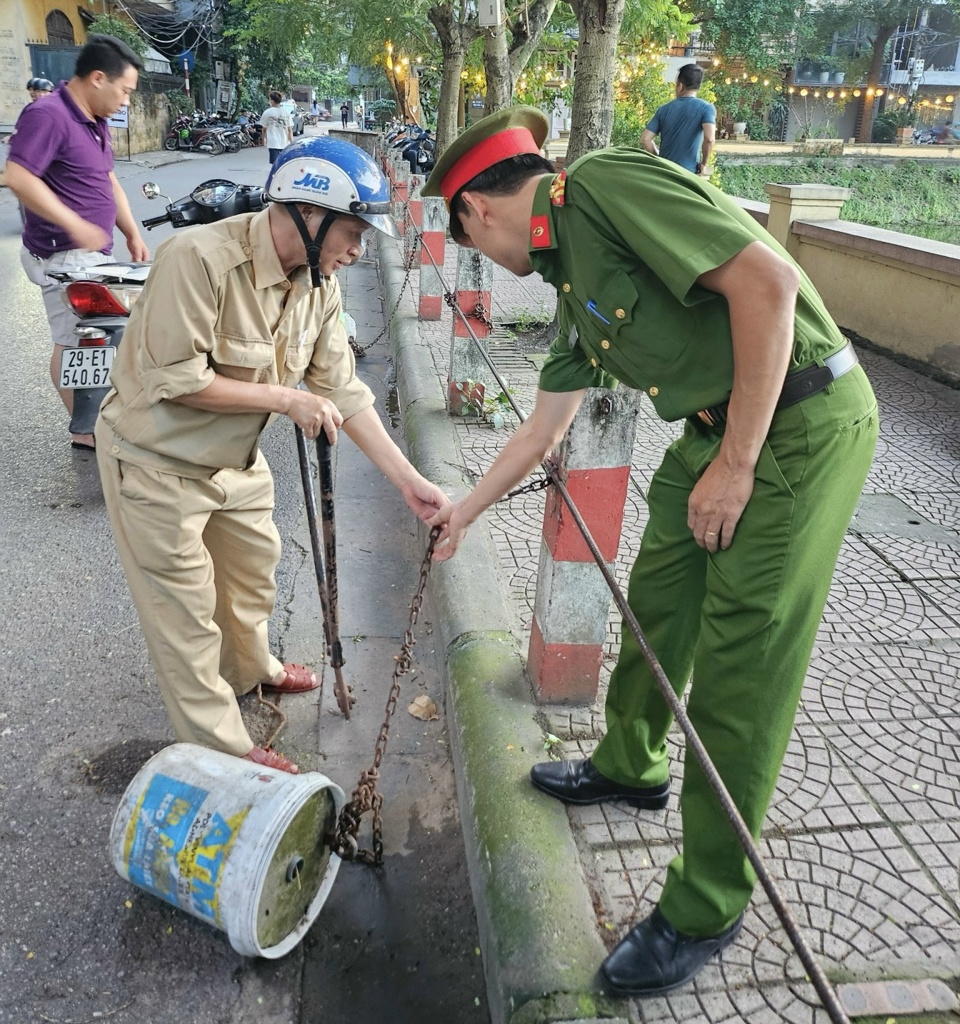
[96,137,447,774]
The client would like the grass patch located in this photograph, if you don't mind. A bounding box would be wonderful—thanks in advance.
[717,159,960,240]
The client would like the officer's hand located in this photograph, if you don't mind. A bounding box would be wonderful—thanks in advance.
[69,218,111,253]
[686,457,755,553]
[285,391,343,443]
[400,477,449,523]
[427,501,471,561]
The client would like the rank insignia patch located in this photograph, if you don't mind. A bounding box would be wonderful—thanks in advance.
[530,214,551,248]
[549,170,567,207]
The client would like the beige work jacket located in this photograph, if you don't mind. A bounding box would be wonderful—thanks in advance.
[98,208,374,478]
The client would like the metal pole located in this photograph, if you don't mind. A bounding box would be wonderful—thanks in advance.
[316,433,354,718]
[295,425,340,713]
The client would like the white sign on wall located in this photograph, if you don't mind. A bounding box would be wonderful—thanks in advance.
[478,0,503,27]
[108,106,129,129]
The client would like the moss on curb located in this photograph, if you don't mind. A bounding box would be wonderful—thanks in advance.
[445,631,608,1007]
[509,990,626,1023]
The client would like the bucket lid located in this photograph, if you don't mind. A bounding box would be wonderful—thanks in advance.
[255,785,338,950]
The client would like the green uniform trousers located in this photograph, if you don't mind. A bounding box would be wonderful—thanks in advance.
[591,366,878,936]
[97,436,286,756]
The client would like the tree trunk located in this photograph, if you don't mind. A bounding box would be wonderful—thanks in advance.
[856,23,896,144]
[508,0,559,81]
[384,64,416,124]
[429,2,478,156]
[565,0,626,164]
[483,25,513,114]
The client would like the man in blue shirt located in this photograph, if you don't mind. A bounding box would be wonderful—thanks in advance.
[642,64,716,176]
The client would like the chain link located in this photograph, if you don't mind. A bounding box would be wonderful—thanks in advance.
[472,249,494,328]
[333,526,440,865]
[499,475,551,502]
[349,182,420,359]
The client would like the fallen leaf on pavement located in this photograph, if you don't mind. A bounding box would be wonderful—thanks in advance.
[408,694,438,721]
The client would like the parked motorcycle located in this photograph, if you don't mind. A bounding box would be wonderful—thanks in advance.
[164,116,225,154]
[401,128,435,173]
[48,178,268,436]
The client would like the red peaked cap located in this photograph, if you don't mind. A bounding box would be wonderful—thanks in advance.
[422,106,550,203]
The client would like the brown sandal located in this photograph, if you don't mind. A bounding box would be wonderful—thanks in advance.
[244,746,300,774]
[262,662,320,694]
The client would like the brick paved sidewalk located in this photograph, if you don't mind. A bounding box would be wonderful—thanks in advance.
[386,230,960,1022]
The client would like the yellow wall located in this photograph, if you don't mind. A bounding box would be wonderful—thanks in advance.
[0,0,88,127]
[792,222,960,381]
[743,190,960,385]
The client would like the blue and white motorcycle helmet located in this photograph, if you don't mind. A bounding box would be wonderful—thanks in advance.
[266,136,399,286]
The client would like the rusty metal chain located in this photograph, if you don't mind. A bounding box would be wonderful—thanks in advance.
[472,249,494,328]
[499,475,551,502]
[333,526,440,865]
[349,182,420,359]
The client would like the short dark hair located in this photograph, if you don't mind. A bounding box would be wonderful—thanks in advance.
[450,152,556,243]
[677,64,704,90]
[76,34,143,79]
[270,91,282,104]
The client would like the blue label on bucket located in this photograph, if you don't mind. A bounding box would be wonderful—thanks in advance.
[123,773,250,927]
[126,774,210,910]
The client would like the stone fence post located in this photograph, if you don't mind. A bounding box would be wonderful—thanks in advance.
[764,183,851,252]
[447,248,493,414]
[405,174,423,263]
[391,162,410,237]
[528,387,641,702]
[419,197,446,320]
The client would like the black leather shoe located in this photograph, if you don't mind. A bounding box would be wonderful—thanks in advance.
[600,908,744,996]
[529,758,669,809]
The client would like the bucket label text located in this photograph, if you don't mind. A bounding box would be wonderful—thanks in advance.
[123,774,249,927]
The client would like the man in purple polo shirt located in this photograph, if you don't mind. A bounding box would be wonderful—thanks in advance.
[6,34,149,451]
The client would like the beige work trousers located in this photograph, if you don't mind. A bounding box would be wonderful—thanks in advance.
[97,438,285,755]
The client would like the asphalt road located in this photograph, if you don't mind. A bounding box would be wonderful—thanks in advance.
[0,139,489,1024]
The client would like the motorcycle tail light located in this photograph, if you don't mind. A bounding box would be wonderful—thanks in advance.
[78,332,107,347]
[65,281,141,315]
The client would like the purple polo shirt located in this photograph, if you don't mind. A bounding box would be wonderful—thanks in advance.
[8,82,116,258]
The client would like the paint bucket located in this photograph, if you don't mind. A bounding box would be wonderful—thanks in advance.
[109,743,345,958]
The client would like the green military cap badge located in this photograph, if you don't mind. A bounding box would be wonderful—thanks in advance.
[421,105,550,203]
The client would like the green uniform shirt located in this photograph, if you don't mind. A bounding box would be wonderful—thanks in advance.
[534,148,847,421]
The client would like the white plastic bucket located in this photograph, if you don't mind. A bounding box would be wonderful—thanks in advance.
[109,743,345,958]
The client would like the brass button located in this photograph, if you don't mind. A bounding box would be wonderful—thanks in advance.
[562,283,571,292]
[649,386,659,397]
[600,339,610,350]
[532,225,544,238]
[590,358,598,368]
[615,308,626,319]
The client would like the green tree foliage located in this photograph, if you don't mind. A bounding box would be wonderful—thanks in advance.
[695,0,805,71]
[86,14,149,59]
[611,55,674,147]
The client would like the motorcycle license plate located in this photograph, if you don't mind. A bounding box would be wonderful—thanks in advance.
[59,346,115,389]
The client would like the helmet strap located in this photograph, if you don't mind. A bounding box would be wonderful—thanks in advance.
[285,204,337,288]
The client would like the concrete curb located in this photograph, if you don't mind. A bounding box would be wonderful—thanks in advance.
[380,237,621,1024]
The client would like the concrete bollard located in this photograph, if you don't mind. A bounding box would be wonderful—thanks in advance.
[405,174,423,263]
[528,387,641,702]
[392,163,410,237]
[447,248,493,414]
[419,196,446,320]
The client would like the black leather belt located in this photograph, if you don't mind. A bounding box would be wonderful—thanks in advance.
[695,341,858,428]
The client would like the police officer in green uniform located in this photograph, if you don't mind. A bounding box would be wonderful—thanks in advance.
[422,107,878,996]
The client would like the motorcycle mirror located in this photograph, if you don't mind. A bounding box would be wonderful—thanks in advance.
[141,182,170,202]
